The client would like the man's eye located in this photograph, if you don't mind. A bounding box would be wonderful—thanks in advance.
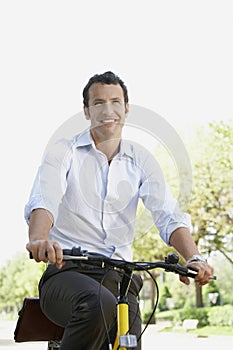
[113,101,123,106]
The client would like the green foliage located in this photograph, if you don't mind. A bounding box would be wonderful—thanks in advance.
[133,120,233,267]
[177,307,209,327]
[209,252,233,305]
[154,309,177,322]
[0,252,45,315]
[133,121,233,310]
[188,121,233,263]
[144,305,233,333]
[141,309,156,324]
[158,285,172,311]
[208,305,233,326]
[133,201,174,261]
[205,280,219,294]
[157,273,196,309]
[174,305,233,328]
[203,280,221,306]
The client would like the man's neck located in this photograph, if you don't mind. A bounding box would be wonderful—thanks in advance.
[94,137,121,162]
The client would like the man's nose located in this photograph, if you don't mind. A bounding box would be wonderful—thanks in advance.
[102,102,114,115]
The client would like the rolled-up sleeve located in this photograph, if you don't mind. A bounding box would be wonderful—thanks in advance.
[24,139,72,225]
[139,151,192,245]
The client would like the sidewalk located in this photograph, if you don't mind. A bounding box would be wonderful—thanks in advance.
[1,320,232,350]
[142,326,233,350]
[0,320,47,350]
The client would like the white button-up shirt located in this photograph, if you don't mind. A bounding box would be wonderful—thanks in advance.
[25,128,191,261]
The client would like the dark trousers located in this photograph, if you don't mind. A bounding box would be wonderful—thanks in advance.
[39,262,143,350]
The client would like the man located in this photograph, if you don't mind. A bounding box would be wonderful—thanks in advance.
[25,71,214,350]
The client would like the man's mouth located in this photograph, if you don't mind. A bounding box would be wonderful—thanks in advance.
[100,119,117,124]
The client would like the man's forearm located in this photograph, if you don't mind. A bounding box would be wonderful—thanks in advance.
[169,227,199,261]
[27,208,63,267]
[28,208,53,241]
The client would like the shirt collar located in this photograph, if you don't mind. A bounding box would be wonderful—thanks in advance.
[119,139,134,159]
[73,128,134,159]
[74,128,93,147]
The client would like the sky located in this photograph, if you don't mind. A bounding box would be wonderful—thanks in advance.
[1,0,233,266]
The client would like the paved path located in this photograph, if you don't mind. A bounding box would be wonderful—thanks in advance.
[0,321,47,350]
[1,320,232,349]
[142,329,233,350]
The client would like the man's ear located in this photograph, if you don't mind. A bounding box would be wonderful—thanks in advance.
[125,103,129,118]
[84,106,90,120]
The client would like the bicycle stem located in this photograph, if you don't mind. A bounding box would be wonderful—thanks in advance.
[119,268,133,298]
[113,269,135,350]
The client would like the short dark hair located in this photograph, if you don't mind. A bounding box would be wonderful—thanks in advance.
[83,71,129,107]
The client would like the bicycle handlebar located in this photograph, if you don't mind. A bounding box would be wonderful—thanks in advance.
[29,247,216,280]
[61,248,216,280]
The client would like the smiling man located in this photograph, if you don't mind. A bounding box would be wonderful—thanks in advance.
[25,71,214,350]
[84,77,129,163]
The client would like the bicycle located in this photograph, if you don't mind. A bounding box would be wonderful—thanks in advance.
[15,247,216,350]
[50,248,216,350]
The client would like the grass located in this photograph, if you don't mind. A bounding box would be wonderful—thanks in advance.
[146,308,233,337]
[191,326,233,337]
[158,325,233,337]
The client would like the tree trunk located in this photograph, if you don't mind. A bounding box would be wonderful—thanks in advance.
[195,284,203,307]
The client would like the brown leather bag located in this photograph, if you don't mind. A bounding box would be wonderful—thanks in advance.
[14,297,64,342]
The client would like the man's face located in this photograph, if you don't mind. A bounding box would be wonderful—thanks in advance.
[84,83,129,143]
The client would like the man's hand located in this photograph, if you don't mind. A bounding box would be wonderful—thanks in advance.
[179,261,214,286]
[26,239,64,269]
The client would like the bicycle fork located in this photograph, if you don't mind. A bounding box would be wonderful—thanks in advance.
[112,269,137,350]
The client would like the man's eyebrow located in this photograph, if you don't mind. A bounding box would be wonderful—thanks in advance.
[92,97,123,103]
[92,98,105,103]
[110,97,124,102]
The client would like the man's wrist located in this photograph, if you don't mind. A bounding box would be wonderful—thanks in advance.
[186,254,207,264]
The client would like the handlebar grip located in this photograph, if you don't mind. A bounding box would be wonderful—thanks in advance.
[29,252,48,259]
[186,267,198,278]
[185,267,216,280]
[179,267,216,280]
[172,265,198,278]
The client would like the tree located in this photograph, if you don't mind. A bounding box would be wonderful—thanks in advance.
[133,120,233,308]
[188,121,233,263]
[0,252,45,314]
[187,121,233,307]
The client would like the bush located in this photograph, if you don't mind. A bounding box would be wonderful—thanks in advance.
[142,309,156,324]
[177,307,209,327]
[156,309,179,323]
[204,281,221,306]
[158,285,172,311]
[157,305,233,329]
[208,305,233,326]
